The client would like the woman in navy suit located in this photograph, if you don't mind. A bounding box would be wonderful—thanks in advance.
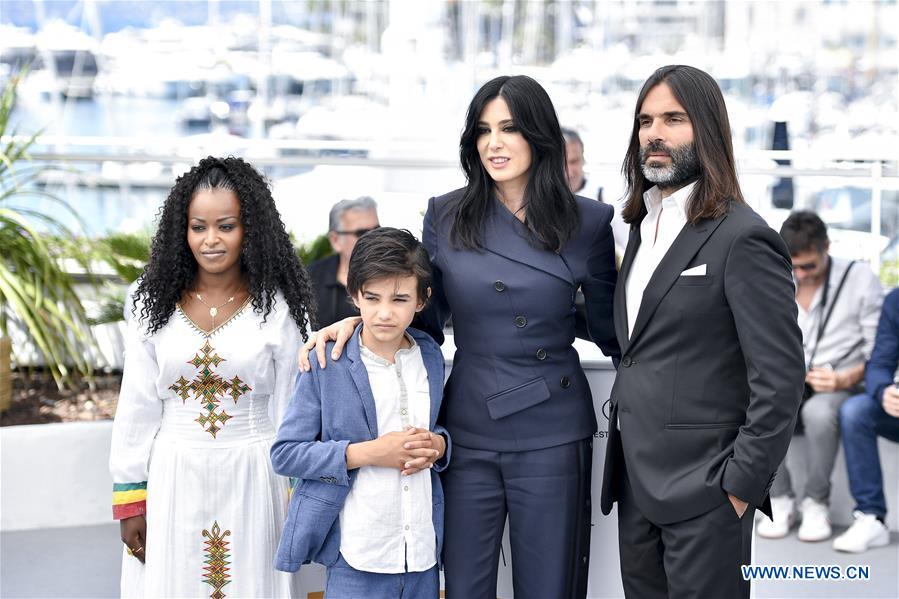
[303,75,618,599]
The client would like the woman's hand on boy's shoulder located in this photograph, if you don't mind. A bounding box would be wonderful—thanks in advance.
[298,317,361,372]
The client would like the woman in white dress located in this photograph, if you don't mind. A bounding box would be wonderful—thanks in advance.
[109,156,315,598]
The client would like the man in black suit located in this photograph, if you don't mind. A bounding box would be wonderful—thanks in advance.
[307,196,379,328]
[599,65,805,598]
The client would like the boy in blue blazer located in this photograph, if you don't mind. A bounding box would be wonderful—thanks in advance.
[271,228,450,598]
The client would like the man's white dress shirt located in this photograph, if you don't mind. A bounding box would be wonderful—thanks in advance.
[625,182,696,337]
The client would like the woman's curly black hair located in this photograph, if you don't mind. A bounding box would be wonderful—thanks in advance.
[133,156,315,340]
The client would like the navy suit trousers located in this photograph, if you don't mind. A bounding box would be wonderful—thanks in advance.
[442,439,593,599]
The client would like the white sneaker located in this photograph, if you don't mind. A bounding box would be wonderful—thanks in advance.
[757,495,796,539]
[798,497,832,542]
[833,512,889,553]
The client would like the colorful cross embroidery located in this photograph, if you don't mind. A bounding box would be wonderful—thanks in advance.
[202,521,232,599]
[169,340,252,438]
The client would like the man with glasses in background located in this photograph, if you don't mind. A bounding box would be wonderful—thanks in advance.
[761,211,883,541]
[307,196,380,328]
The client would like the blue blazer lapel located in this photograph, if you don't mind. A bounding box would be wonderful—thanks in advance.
[346,327,379,438]
[482,202,574,285]
[627,214,728,349]
[410,328,446,429]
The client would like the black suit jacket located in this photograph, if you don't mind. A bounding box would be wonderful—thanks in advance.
[600,201,804,524]
[307,254,359,329]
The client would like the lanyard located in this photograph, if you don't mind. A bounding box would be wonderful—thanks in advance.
[807,257,855,370]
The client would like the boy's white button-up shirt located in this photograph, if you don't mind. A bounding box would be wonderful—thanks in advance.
[339,336,437,573]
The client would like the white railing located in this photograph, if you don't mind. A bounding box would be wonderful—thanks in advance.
[6,135,899,270]
[7,135,898,171]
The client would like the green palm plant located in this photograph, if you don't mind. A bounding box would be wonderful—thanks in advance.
[78,230,152,326]
[296,233,332,265]
[0,72,95,395]
[94,231,152,283]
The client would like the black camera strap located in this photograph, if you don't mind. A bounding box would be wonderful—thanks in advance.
[806,258,856,370]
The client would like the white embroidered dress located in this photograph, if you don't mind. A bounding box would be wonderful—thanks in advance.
[109,294,301,598]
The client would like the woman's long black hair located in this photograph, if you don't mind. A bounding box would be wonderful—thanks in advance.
[452,75,579,252]
[133,156,314,339]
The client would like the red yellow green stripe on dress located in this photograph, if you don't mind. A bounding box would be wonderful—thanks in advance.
[112,482,147,519]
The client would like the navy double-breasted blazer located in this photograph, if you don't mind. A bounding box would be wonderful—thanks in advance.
[418,189,619,452]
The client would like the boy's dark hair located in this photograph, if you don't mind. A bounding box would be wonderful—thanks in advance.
[347,227,431,305]
[779,210,829,255]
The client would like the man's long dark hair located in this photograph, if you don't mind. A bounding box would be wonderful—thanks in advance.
[452,75,579,252]
[621,65,745,225]
[133,156,315,338]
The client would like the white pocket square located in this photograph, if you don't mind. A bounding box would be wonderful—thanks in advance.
[680,264,707,276]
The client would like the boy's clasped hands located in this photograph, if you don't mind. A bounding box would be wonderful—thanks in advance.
[346,426,446,476]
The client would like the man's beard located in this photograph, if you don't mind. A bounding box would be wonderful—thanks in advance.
[640,141,700,188]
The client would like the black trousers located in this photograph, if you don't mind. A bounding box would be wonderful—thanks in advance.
[616,465,755,599]
[442,438,593,599]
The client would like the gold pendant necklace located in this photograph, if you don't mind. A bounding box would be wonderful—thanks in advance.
[194,293,236,330]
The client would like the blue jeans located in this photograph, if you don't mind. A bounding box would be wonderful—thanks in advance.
[839,393,899,519]
[325,553,439,599]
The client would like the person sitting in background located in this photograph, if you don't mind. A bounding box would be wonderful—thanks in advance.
[562,127,628,255]
[758,211,883,542]
[307,196,379,329]
[833,288,899,553]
